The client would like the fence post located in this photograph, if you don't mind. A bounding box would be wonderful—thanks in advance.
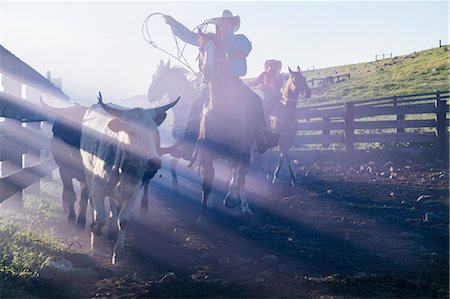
[435,92,448,160]
[323,116,330,148]
[23,121,41,194]
[394,96,404,134]
[344,102,354,153]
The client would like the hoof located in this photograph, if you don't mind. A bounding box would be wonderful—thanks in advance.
[139,208,148,218]
[290,180,296,187]
[112,250,125,265]
[223,193,238,208]
[90,223,102,236]
[195,216,208,227]
[76,217,86,230]
[68,214,76,226]
[241,206,253,215]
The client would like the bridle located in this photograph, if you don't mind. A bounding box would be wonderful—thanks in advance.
[197,33,226,82]
[282,74,308,103]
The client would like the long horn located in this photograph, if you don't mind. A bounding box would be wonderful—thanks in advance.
[152,96,180,115]
[97,91,126,119]
[40,96,78,114]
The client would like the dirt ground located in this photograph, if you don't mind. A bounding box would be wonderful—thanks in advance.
[16,157,450,298]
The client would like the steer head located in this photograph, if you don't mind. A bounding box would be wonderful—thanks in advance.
[97,92,180,172]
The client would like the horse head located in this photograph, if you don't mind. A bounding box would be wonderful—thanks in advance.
[198,29,228,82]
[287,66,312,99]
[146,60,172,103]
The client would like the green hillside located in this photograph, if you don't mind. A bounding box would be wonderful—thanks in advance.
[293,46,449,106]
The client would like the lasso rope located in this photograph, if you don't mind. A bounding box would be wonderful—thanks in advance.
[142,13,219,75]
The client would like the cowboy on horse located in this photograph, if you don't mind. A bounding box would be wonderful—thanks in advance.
[248,59,285,120]
[163,9,279,153]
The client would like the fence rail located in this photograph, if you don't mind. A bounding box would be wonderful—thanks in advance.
[308,73,351,87]
[288,90,450,160]
[0,74,58,206]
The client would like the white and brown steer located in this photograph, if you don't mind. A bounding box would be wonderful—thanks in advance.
[80,92,179,264]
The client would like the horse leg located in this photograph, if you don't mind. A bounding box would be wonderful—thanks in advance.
[224,163,239,209]
[238,155,252,215]
[76,181,89,230]
[198,156,214,224]
[285,151,296,186]
[272,153,285,184]
[170,158,180,189]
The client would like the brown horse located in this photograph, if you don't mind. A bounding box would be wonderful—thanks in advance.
[270,67,311,186]
[195,30,258,222]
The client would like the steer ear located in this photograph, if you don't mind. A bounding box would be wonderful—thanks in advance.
[107,119,126,133]
[154,112,167,126]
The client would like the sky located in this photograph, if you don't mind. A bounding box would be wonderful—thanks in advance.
[0,1,448,105]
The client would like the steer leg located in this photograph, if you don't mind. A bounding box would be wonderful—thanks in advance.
[76,181,89,230]
[108,198,119,241]
[90,181,107,251]
[112,198,135,265]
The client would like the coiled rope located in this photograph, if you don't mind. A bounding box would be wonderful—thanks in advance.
[142,12,218,74]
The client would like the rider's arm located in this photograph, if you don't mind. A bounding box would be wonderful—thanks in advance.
[164,15,199,46]
[247,72,264,87]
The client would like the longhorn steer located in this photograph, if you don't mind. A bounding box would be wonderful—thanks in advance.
[80,93,179,264]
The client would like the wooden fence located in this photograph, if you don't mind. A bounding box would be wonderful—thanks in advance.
[0,74,58,206]
[308,73,351,87]
[286,90,449,160]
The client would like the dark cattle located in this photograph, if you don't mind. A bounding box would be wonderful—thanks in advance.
[40,98,89,228]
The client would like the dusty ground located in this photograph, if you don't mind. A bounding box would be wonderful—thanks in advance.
[12,158,450,298]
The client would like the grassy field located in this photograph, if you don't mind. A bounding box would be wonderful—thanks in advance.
[299,46,449,106]
[0,180,83,298]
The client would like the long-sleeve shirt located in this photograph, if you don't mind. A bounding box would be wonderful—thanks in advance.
[170,19,252,78]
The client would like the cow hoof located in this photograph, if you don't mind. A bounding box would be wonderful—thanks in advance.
[223,193,238,208]
[290,180,296,187]
[195,216,208,227]
[76,218,86,231]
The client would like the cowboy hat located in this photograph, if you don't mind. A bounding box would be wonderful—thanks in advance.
[211,9,240,33]
[265,59,282,73]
